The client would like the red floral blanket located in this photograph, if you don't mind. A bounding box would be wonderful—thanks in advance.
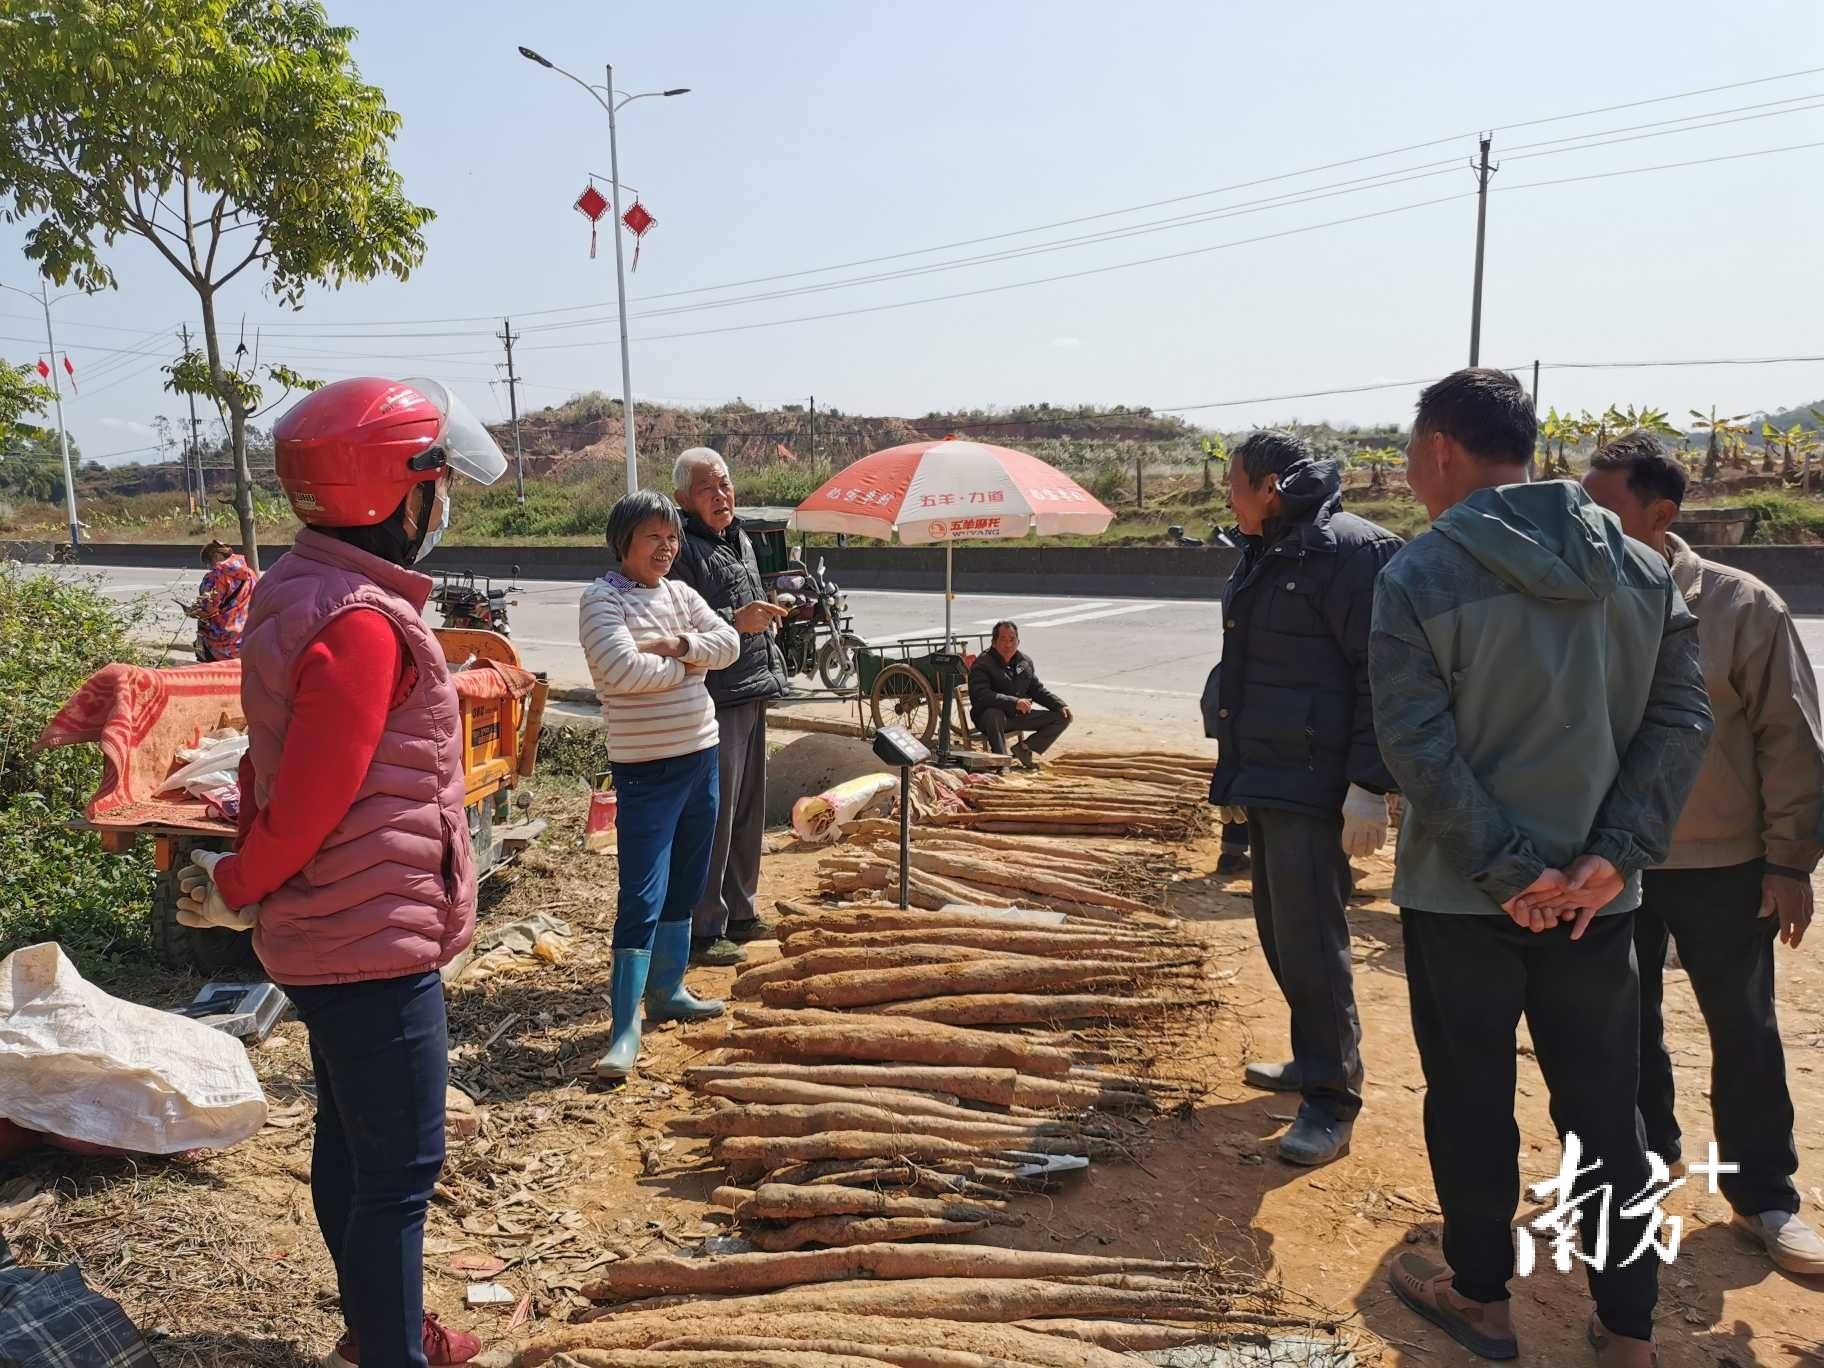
[36,657,537,832]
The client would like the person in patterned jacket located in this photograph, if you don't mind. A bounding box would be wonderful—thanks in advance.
[186,539,257,660]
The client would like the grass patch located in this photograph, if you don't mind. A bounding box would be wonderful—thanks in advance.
[0,567,155,965]
[1720,491,1824,544]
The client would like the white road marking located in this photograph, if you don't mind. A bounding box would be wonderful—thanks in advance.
[974,601,1111,625]
[1020,602,1172,630]
[1052,679,1199,699]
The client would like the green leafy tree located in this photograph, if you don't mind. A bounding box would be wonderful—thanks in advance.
[0,360,57,501]
[0,0,434,567]
[0,360,52,446]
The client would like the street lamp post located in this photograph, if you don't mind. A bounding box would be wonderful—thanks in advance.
[519,46,688,496]
[2,280,81,548]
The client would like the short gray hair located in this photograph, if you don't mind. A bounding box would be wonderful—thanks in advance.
[605,489,683,560]
[673,446,727,494]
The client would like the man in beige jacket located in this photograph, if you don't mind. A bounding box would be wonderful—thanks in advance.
[1586,431,1824,1276]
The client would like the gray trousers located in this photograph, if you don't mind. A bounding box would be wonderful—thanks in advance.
[976,706,1071,756]
[692,700,768,939]
[1248,805,1363,1121]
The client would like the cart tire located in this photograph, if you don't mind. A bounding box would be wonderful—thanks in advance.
[870,663,939,745]
[152,837,263,977]
[817,633,864,692]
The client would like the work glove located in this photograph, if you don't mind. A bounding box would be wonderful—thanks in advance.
[1218,805,1249,826]
[1340,784,1390,859]
[175,850,257,931]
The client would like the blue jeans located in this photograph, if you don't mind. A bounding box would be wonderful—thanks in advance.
[285,972,448,1368]
[610,745,720,950]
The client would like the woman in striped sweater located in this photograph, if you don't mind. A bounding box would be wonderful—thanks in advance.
[580,490,742,1079]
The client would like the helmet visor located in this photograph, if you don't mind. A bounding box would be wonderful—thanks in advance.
[403,377,508,486]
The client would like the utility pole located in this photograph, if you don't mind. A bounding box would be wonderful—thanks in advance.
[1468,134,1495,366]
[38,283,79,549]
[1530,359,1542,478]
[180,323,207,516]
[499,318,526,503]
[808,394,815,465]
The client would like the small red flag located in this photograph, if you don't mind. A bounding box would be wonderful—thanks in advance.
[62,354,76,394]
[35,359,49,379]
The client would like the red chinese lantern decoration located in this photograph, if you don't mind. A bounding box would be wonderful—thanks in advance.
[621,200,656,272]
[574,183,610,259]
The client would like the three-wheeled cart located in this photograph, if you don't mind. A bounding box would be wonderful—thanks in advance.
[58,628,549,973]
[855,632,1000,759]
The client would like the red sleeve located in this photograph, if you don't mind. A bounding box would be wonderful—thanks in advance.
[214,609,406,909]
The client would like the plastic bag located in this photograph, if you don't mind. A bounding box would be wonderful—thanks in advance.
[160,728,249,798]
[791,772,898,843]
[0,943,267,1155]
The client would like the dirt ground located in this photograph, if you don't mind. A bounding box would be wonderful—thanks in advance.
[5,740,1822,1367]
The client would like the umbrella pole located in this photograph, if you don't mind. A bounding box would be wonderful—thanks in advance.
[945,541,953,646]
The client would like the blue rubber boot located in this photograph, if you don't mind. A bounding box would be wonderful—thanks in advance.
[645,919,725,1023]
[594,949,651,1080]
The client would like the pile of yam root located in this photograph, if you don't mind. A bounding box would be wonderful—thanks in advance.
[821,751,1215,913]
[499,749,1360,1366]
[511,1244,1336,1366]
[898,750,1215,841]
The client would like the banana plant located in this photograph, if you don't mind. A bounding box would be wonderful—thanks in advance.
[1200,434,1229,498]
[1357,445,1403,494]
[1690,406,1752,481]
[1539,407,1573,477]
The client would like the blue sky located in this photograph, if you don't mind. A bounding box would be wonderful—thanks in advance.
[3,0,1822,465]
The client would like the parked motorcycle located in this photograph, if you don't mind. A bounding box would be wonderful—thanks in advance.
[771,556,864,691]
[433,568,520,637]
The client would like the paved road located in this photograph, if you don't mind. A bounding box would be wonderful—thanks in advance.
[43,563,1824,730]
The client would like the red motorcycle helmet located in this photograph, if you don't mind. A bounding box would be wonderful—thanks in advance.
[273,376,507,527]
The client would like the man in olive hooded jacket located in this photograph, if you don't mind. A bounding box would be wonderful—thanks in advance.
[1370,369,1711,1368]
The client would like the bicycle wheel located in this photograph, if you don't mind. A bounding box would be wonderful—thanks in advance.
[870,663,938,745]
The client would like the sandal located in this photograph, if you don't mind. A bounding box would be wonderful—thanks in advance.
[1587,1312,1659,1367]
[1387,1252,1519,1361]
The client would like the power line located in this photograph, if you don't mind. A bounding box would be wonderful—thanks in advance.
[236,64,1824,337]
[599,139,1824,351]
[1496,136,1824,193]
[233,95,1824,363]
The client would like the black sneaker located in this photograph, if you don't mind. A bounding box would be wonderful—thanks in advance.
[1217,852,1251,875]
[725,918,777,944]
[1011,743,1039,771]
[690,936,746,967]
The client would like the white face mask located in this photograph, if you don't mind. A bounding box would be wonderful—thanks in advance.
[415,484,450,563]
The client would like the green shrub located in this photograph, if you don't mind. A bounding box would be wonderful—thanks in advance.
[1728,492,1824,544]
[0,567,154,963]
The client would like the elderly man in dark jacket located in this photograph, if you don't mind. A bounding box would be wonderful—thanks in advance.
[1205,430,1401,1165]
[670,447,788,966]
[968,622,1071,768]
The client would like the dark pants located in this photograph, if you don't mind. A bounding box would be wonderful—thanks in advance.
[976,705,1070,756]
[1248,806,1362,1121]
[1637,860,1799,1216]
[611,746,720,950]
[1402,908,1657,1342]
[285,971,448,1368]
[693,703,767,940]
[1221,821,1250,857]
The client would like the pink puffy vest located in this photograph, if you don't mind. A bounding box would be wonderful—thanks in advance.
[238,528,476,986]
